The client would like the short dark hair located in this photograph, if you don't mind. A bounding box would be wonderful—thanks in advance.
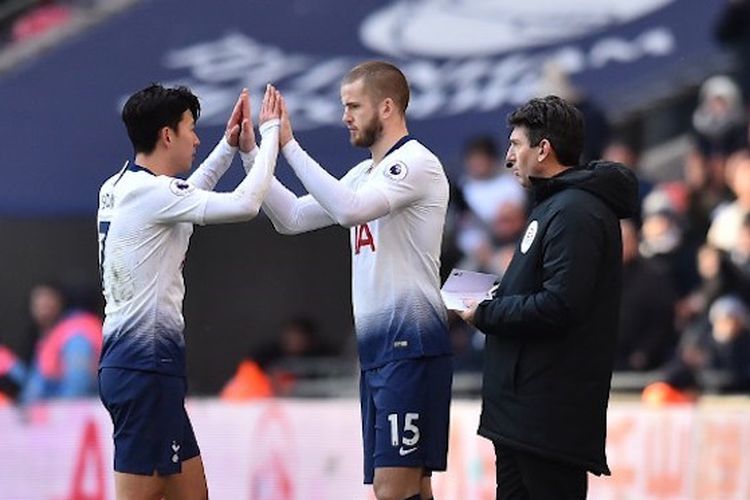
[463,135,499,159]
[508,95,584,166]
[342,61,410,114]
[121,84,200,154]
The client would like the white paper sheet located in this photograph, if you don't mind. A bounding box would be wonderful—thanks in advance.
[440,268,499,311]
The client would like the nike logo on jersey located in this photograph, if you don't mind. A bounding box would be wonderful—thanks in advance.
[399,446,418,456]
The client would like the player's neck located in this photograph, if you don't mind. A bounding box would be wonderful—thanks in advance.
[370,123,409,165]
[134,152,175,177]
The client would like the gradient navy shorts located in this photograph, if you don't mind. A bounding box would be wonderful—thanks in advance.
[360,355,452,484]
[98,367,200,476]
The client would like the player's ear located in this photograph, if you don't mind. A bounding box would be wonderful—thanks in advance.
[160,126,173,147]
[381,97,394,119]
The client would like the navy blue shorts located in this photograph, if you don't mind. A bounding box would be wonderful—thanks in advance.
[98,367,200,476]
[360,355,452,484]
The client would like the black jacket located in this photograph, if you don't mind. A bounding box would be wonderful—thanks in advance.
[474,161,638,475]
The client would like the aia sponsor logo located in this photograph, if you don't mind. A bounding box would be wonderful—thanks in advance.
[354,223,376,255]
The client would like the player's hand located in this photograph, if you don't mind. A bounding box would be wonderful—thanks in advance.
[259,84,281,125]
[224,90,244,148]
[458,300,479,325]
[277,90,294,147]
[237,89,256,153]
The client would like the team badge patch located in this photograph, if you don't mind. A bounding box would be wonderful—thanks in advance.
[520,220,538,254]
[384,161,408,181]
[169,179,195,196]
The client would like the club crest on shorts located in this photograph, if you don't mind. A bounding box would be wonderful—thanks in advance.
[171,440,180,463]
[384,161,408,181]
[521,220,538,254]
[169,179,195,196]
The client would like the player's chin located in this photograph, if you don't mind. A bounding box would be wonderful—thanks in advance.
[351,134,373,148]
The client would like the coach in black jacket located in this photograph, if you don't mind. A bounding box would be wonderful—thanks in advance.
[460,96,638,499]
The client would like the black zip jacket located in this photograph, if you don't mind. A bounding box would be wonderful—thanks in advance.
[474,161,638,475]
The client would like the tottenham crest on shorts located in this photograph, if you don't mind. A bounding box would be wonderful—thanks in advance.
[384,161,408,181]
[169,179,195,196]
[520,220,538,254]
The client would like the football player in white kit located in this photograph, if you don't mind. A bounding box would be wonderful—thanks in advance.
[97,84,280,500]
[261,61,452,500]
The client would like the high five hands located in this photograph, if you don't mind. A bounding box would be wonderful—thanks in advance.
[224,84,282,154]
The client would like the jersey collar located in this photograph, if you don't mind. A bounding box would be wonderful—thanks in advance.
[127,163,156,176]
[367,135,413,173]
[383,135,413,159]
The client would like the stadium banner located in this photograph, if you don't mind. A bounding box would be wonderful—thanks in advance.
[0,0,728,216]
[2,399,750,499]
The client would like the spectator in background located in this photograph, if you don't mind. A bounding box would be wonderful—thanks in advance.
[261,317,332,394]
[615,220,677,371]
[708,150,750,252]
[716,0,750,101]
[19,281,66,365]
[683,148,733,245]
[681,215,750,324]
[689,244,739,320]
[537,62,611,162]
[483,199,527,277]
[453,135,526,272]
[688,76,747,217]
[20,283,102,405]
[666,295,750,394]
[603,138,653,224]
[692,76,747,159]
[220,358,273,401]
[222,317,333,398]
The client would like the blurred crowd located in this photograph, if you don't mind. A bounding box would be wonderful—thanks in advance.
[0,0,129,53]
[0,0,74,47]
[0,281,102,406]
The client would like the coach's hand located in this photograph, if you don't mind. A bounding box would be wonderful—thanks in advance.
[259,84,281,125]
[277,90,294,147]
[237,89,256,153]
[225,89,245,148]
[459,300,479,325]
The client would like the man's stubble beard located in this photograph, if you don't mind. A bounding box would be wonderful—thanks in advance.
[351,114,383,148]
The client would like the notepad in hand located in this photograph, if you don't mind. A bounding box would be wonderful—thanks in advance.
[441,268,499,311]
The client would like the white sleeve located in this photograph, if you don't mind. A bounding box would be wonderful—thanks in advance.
[240,146,259,173]
[262,178,337,235]
[148,119,280,225]
[187,137,237,190]
[282,140,390,228]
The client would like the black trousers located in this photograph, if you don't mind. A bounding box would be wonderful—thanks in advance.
[494,443,588,500]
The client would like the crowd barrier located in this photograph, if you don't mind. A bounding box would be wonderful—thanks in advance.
[2,398,750,499]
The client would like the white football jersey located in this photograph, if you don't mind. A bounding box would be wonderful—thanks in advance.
[97,164,219,375]
[342,137,451,369]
